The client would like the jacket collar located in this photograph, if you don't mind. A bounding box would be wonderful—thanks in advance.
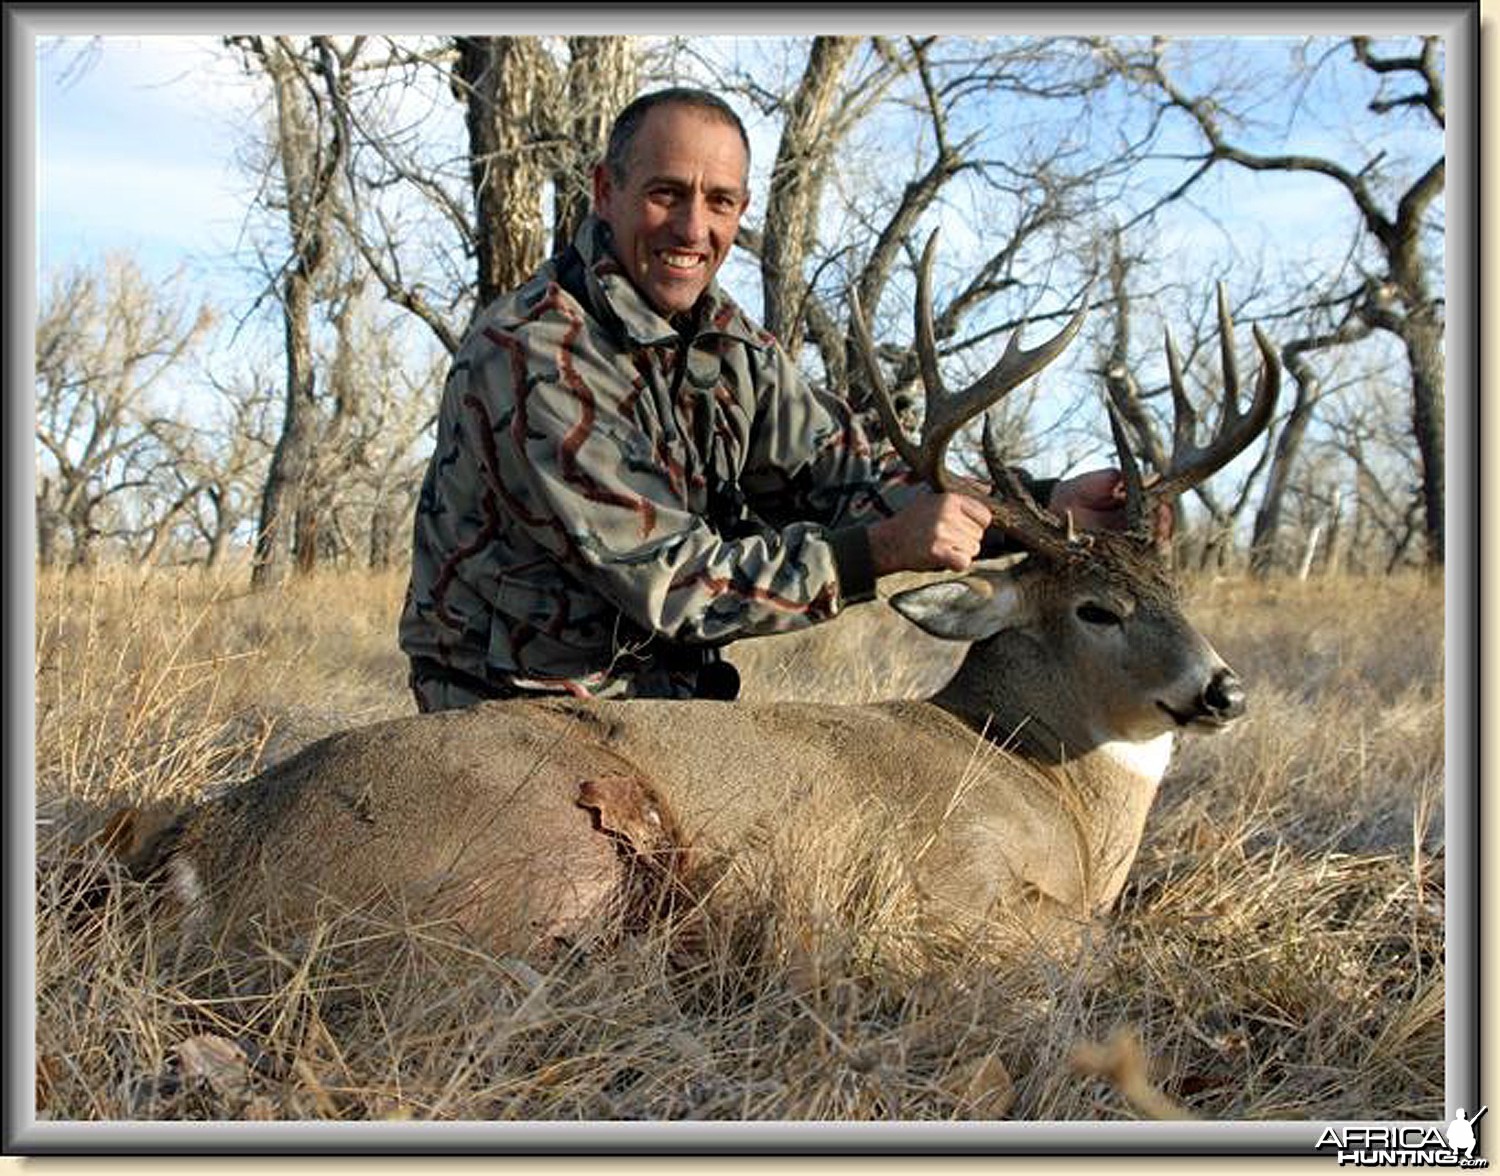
[573,214,774,352]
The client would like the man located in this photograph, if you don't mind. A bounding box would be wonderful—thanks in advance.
[401,87,1124,710]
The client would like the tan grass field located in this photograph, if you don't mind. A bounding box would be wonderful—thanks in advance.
[31,565,1445,1124]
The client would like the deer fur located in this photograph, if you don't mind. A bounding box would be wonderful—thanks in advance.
[123,267,1277,963]
[132,535,1244,959]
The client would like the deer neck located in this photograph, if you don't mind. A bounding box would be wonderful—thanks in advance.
[931,631,1175,788]
[930,631,1174,913]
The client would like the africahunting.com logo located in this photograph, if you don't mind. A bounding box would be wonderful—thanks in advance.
[1317,1107,1488,1167]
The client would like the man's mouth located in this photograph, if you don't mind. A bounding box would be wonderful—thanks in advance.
[658,250,705,272]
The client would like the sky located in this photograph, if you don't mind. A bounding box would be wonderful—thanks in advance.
[37,36,264,292]
[29,26,1460,482]
[34,31,1435,326]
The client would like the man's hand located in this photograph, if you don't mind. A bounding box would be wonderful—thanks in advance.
[1048,468,1172,540]
[1049,468,1129,532]
[868,491,993,575]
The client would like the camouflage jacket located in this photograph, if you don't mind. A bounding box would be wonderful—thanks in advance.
[399,215,925,702]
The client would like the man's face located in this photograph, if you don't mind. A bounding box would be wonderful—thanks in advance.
[593,104,750,318]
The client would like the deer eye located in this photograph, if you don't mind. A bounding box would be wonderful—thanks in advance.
[1076,602,1123,626]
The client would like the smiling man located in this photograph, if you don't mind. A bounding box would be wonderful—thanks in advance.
[400,87,1124,709]
[592,97,750,318]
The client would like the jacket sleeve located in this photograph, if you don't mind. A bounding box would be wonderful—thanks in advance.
[740,344,1069,569]
[734,340,930,603]
[470,304,887,646]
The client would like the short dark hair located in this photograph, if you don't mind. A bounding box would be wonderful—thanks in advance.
[604,87,751,181]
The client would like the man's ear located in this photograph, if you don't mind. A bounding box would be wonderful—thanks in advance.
[591,162,613,214]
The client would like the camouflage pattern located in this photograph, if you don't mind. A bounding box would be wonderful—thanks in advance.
[400,215,924,705]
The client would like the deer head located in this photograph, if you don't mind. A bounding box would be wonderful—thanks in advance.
[850,232,1281,749]
[850,230,1279,566]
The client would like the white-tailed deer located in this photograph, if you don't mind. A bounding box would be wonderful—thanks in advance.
[118,243,1279,959]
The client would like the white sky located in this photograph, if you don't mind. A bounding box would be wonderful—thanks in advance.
[37,36,263,291]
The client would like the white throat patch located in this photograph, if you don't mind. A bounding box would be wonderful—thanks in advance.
[1096,732,1175,783]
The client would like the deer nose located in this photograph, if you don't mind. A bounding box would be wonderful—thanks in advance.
[1200,668,1245,721]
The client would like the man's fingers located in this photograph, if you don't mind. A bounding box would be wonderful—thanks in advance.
[937,543,974,573]
[959,496,995,526]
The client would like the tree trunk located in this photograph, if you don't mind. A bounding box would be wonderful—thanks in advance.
[761,36,859,358]
[1404,310,1444,567]
[205,492,231,569]
[456,37,558,313]
[36,479,60,569]
[368,493,404,570]
[241,36,351,588]
[254,264,321,586]
[552,38,637,256]
[1249,353,1317,577]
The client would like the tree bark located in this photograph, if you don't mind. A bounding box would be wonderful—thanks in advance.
[240,36,355,587]
[1136,35,1444,569]
[455,37,559,313]
[761,37,859,358]
[552,37,638,255]
[1249,311,1372,576]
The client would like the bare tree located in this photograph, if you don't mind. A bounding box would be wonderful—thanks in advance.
[324,36,635,354]
[314,286,438,570]
[1098,234,1275,570]
[228,34,364,586]
[552,37,640,254]
[1103,35,1445,567]
[1319,373,1427,574]
[169,369,278,567]
[1247,301,1374,574]
[119,32,1435,585]
[34,255,213,568]
[453,37,563,309]
[754,36,862,357]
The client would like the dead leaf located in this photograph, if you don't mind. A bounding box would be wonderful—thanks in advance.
[946,1052,1016,1119]
[177,1034,251,1101]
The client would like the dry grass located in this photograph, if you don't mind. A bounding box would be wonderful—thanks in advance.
[30,565,1445,1124]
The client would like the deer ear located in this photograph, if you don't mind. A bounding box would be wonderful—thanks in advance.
[888,571,1031,642]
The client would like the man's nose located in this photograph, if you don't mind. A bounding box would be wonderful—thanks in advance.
[672,194,709,241]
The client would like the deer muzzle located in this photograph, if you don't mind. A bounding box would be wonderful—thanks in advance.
[1157,666,1246,730]
[1198,667,1246,724]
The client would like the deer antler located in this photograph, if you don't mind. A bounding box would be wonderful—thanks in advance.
[849,230,1090,558]
[1109,283,1281,534]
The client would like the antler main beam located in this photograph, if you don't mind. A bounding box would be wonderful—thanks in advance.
[850,230,1088,496]
[1151,284,1281,502]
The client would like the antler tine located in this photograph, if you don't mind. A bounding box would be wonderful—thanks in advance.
[1163,325,1200,469]
[911,230,1091,492]
[921,298,1093,467]
[913,230,946,412]
[851,233,1093,564]
[848,284,928,482]
[1151,282,1281,503]
[978,407,1083,559]
[1104,395,1151,533]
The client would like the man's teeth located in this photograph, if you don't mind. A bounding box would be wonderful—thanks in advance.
[661,253,702,270]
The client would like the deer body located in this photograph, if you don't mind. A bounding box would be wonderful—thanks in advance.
[152,544,1237,957]
[138,257,1278,963]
